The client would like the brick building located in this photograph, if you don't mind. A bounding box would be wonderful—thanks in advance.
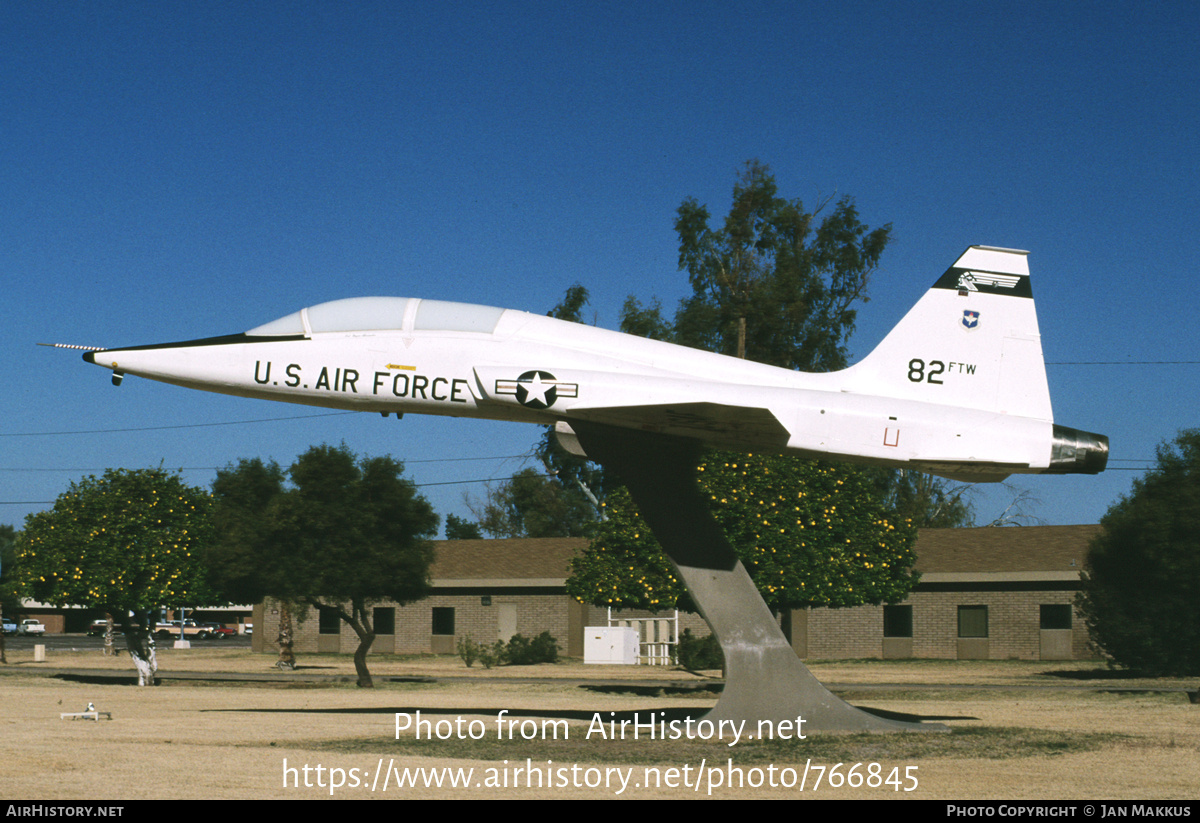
[253,525,1101,661]
[252,537,606,658]
[793,525,1100,660]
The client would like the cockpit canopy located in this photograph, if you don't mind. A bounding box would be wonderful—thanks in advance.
[246,297,506,337]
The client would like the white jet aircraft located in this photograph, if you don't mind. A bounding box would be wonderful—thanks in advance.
[58,244,1109,730]
[65,245,1107,480]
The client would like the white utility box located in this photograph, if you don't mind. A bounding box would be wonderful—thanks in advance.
[584,626,640,665]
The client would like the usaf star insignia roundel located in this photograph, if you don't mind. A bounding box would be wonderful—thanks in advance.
[494,371,579,409]
[515,370,557,409]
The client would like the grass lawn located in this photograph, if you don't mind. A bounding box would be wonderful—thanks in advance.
[1,648,1196,799]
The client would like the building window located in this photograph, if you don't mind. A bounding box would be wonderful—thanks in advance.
[374,607,395,635]
[1040,604,1073,630]
[883,605,913,638]
[958,605,988,638]
[318,609,340,635]
[432,607,455,636]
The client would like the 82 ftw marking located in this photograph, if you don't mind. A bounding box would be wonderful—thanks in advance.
[907,358,975,384]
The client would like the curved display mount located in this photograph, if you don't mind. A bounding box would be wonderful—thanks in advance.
[572,421,945,732]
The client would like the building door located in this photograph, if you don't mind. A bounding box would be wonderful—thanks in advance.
[498,604,517,642]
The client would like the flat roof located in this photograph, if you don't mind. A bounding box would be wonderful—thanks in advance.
[427,526,1101,588]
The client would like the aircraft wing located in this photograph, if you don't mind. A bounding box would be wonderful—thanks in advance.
[566,402,791,450]
[471,365,792,450]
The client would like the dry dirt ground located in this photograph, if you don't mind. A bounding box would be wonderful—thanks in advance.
[1,646,1196,800]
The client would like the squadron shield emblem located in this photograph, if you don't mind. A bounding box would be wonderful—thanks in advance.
[962,310,980,331]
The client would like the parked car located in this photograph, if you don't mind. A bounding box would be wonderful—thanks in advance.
[17,619,46,635]
[87,619,123,637]
[1,618,16,635]
[200,622,236,638]
[154,620,211,639]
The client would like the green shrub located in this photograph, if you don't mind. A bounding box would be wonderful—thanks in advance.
[509,633,535,664]
[501,631,559,665]
[458,632,561,667]
[456,636,481,668]
[477,640,504,670]
[529,631,559,664]
[677,628,723,670]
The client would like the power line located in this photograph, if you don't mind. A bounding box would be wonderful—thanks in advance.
[0,474,518,506]
[0,454,527,473]
[0,411,359,437]
[1046,361,1200,365]
[409,476,514,488]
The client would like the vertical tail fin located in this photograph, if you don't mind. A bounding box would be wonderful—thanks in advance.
[845,246,1053,421]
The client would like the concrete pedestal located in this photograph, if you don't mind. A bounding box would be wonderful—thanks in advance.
[573,422,944,733]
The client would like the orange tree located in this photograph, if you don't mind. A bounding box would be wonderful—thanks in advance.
[16,468,214,684]
[567,452,918,613]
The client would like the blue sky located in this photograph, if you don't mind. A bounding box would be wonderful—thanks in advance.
[3,1,1197,533]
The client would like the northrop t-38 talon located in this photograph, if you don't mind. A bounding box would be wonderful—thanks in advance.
[68,245,1107,481]
[60,244,1107,732]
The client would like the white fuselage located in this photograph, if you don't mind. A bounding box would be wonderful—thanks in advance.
[86,303,1048,481]
[79,247,1108,482]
